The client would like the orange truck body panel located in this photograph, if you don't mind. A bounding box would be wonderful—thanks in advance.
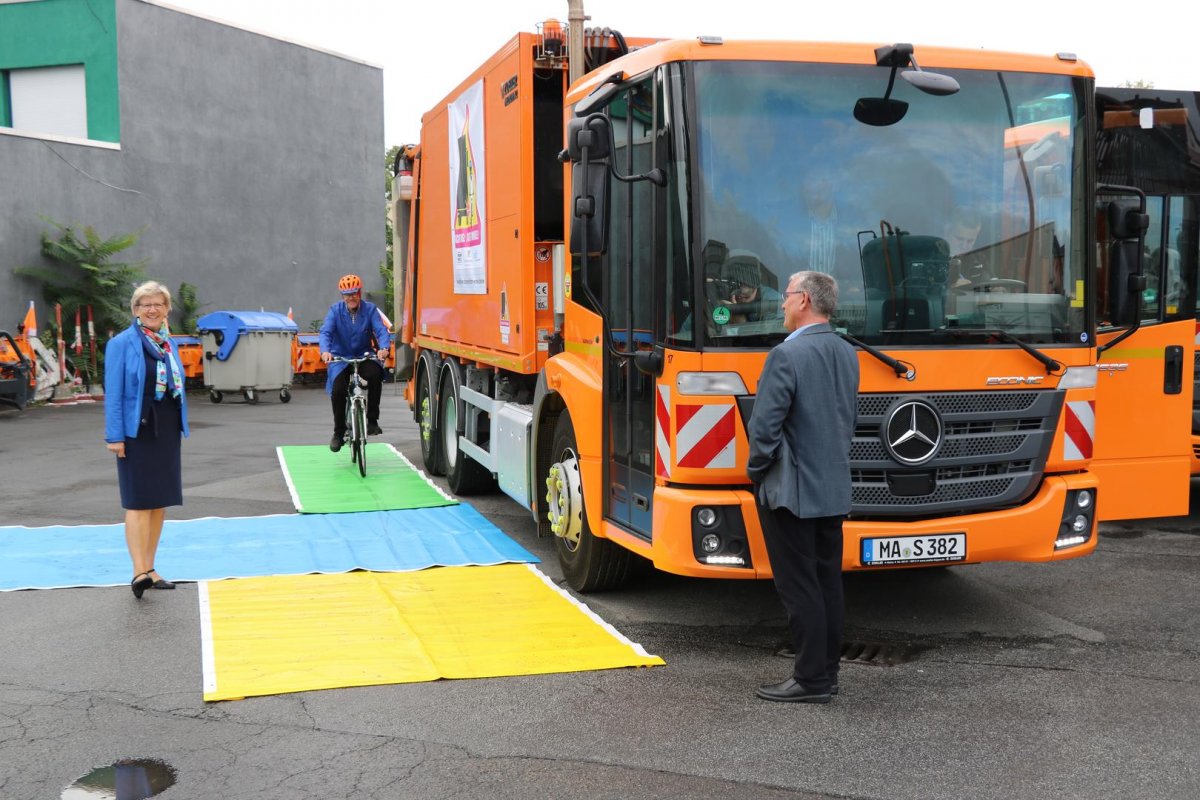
[407,34,558,376]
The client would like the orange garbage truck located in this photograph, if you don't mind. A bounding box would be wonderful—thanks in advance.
[397,16,1191,591]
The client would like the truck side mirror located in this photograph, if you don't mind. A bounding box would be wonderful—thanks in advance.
[567,114,612,256]
[1106,199,1148,326]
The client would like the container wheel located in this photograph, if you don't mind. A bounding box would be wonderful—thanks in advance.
[209,390,223,404]
[244,389,257,404]
[439,372,495,496]
[547,413,634,592]
[280,387,292,403]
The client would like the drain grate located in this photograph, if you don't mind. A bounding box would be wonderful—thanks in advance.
[840,640,917,665]
[775,639,921,666]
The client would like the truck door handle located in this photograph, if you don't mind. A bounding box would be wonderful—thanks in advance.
[1164,345,1183,395]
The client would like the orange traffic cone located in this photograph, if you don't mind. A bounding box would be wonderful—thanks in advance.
[21,301,37,339]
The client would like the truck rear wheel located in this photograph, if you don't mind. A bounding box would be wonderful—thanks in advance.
[416,366,444,476]
[547,413,633,592]
[439,373,495,496]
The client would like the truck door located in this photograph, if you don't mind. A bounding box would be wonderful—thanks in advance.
[603,77,660,538]
[1092,194,1196,520]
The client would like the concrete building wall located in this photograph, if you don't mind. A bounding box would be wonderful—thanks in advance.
[1,0,385,335]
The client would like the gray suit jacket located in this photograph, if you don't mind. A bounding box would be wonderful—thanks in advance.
[746,322,860,518]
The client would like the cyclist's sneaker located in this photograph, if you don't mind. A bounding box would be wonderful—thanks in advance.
[330,433,344,452]
[367,422,383,436]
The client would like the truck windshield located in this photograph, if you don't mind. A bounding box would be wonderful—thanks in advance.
[691,60,1089,348]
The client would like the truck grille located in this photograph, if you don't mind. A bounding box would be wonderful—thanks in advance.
[851,391,1061,517]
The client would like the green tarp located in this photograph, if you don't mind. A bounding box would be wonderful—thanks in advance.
[276,444,457,514]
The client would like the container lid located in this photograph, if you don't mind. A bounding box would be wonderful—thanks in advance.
[196,310,298,333]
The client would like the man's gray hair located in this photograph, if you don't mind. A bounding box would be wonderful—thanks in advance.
[788,270,838,317]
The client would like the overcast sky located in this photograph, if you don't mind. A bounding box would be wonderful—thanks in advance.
[161,0,1193,147]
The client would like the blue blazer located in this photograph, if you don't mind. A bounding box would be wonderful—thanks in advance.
[319,300,392,394]
[746,322,859,518]
[104,324,190,442]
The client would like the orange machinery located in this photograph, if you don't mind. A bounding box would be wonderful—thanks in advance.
[397,19,1190,592]
[291,333,326,383]
[170,335,204,385]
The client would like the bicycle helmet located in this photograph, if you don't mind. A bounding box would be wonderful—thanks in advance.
[338,274,363,294]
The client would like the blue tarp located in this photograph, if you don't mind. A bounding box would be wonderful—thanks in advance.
[0,506,538,591]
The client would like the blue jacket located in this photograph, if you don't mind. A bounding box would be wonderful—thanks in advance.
[104,324,190,442]
[319,299,391,394]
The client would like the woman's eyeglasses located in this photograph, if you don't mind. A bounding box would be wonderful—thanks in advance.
[138,302,167,310]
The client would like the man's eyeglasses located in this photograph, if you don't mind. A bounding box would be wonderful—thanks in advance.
[783,290,807,298]
[137,302,167,310]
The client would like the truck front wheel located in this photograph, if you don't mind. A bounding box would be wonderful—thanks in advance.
[547,413,633,592]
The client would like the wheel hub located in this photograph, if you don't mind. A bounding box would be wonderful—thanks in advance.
[546,452,583,549]
[441,394,458,468]
[419,393,433,446]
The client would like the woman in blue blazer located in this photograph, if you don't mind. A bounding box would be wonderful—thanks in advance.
[104,281,189,598]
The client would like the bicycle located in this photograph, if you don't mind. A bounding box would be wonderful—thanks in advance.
[330,354,376,477]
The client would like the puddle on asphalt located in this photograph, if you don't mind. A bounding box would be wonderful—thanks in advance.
[62,759,177,799]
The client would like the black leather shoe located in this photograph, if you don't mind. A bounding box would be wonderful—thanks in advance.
[367,422,383,436]
[147,568,175,590]
[756,678,832,704]
[330,434,344,452]
[130,572,153,599]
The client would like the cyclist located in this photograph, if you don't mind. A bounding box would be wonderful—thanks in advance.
[319,274,391,452]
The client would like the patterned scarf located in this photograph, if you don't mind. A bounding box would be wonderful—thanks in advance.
[139,320,183,401]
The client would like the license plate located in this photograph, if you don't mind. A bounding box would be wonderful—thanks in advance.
[861,533,966,566]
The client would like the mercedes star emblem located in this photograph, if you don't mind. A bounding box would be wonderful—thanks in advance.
[883,401,942,465]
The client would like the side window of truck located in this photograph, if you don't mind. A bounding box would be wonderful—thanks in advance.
[605,78,658,343]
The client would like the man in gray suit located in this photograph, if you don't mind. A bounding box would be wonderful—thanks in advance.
[747,270,859,703]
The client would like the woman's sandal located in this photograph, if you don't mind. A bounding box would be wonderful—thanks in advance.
[148,567,175,590]
[131,572,153,599]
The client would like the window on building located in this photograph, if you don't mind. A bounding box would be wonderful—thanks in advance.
[7,64,88,139]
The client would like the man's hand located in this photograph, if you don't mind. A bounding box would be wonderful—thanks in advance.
[107,442,126,458]
[376,348,388,362]
[321,351,332,364]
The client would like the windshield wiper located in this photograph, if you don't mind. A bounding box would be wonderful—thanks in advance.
[837,332,915,379]
[936,327,1062,374]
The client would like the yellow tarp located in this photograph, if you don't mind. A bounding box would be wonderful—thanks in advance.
[200,564,664,701]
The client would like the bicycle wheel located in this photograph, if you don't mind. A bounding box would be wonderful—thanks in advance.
[353,400,368,477]
[345,397,356,464]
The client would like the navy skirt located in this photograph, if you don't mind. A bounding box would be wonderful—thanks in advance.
[116,390,183,510]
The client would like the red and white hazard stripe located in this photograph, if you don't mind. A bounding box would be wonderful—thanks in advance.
[1063,400,1094,461]
[656,385,671,478]
[676,403,736,469]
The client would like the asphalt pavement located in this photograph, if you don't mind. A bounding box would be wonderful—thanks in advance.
[1,382,1197,800]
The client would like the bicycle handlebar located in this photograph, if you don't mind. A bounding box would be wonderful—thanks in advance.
[329,354,378,364]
